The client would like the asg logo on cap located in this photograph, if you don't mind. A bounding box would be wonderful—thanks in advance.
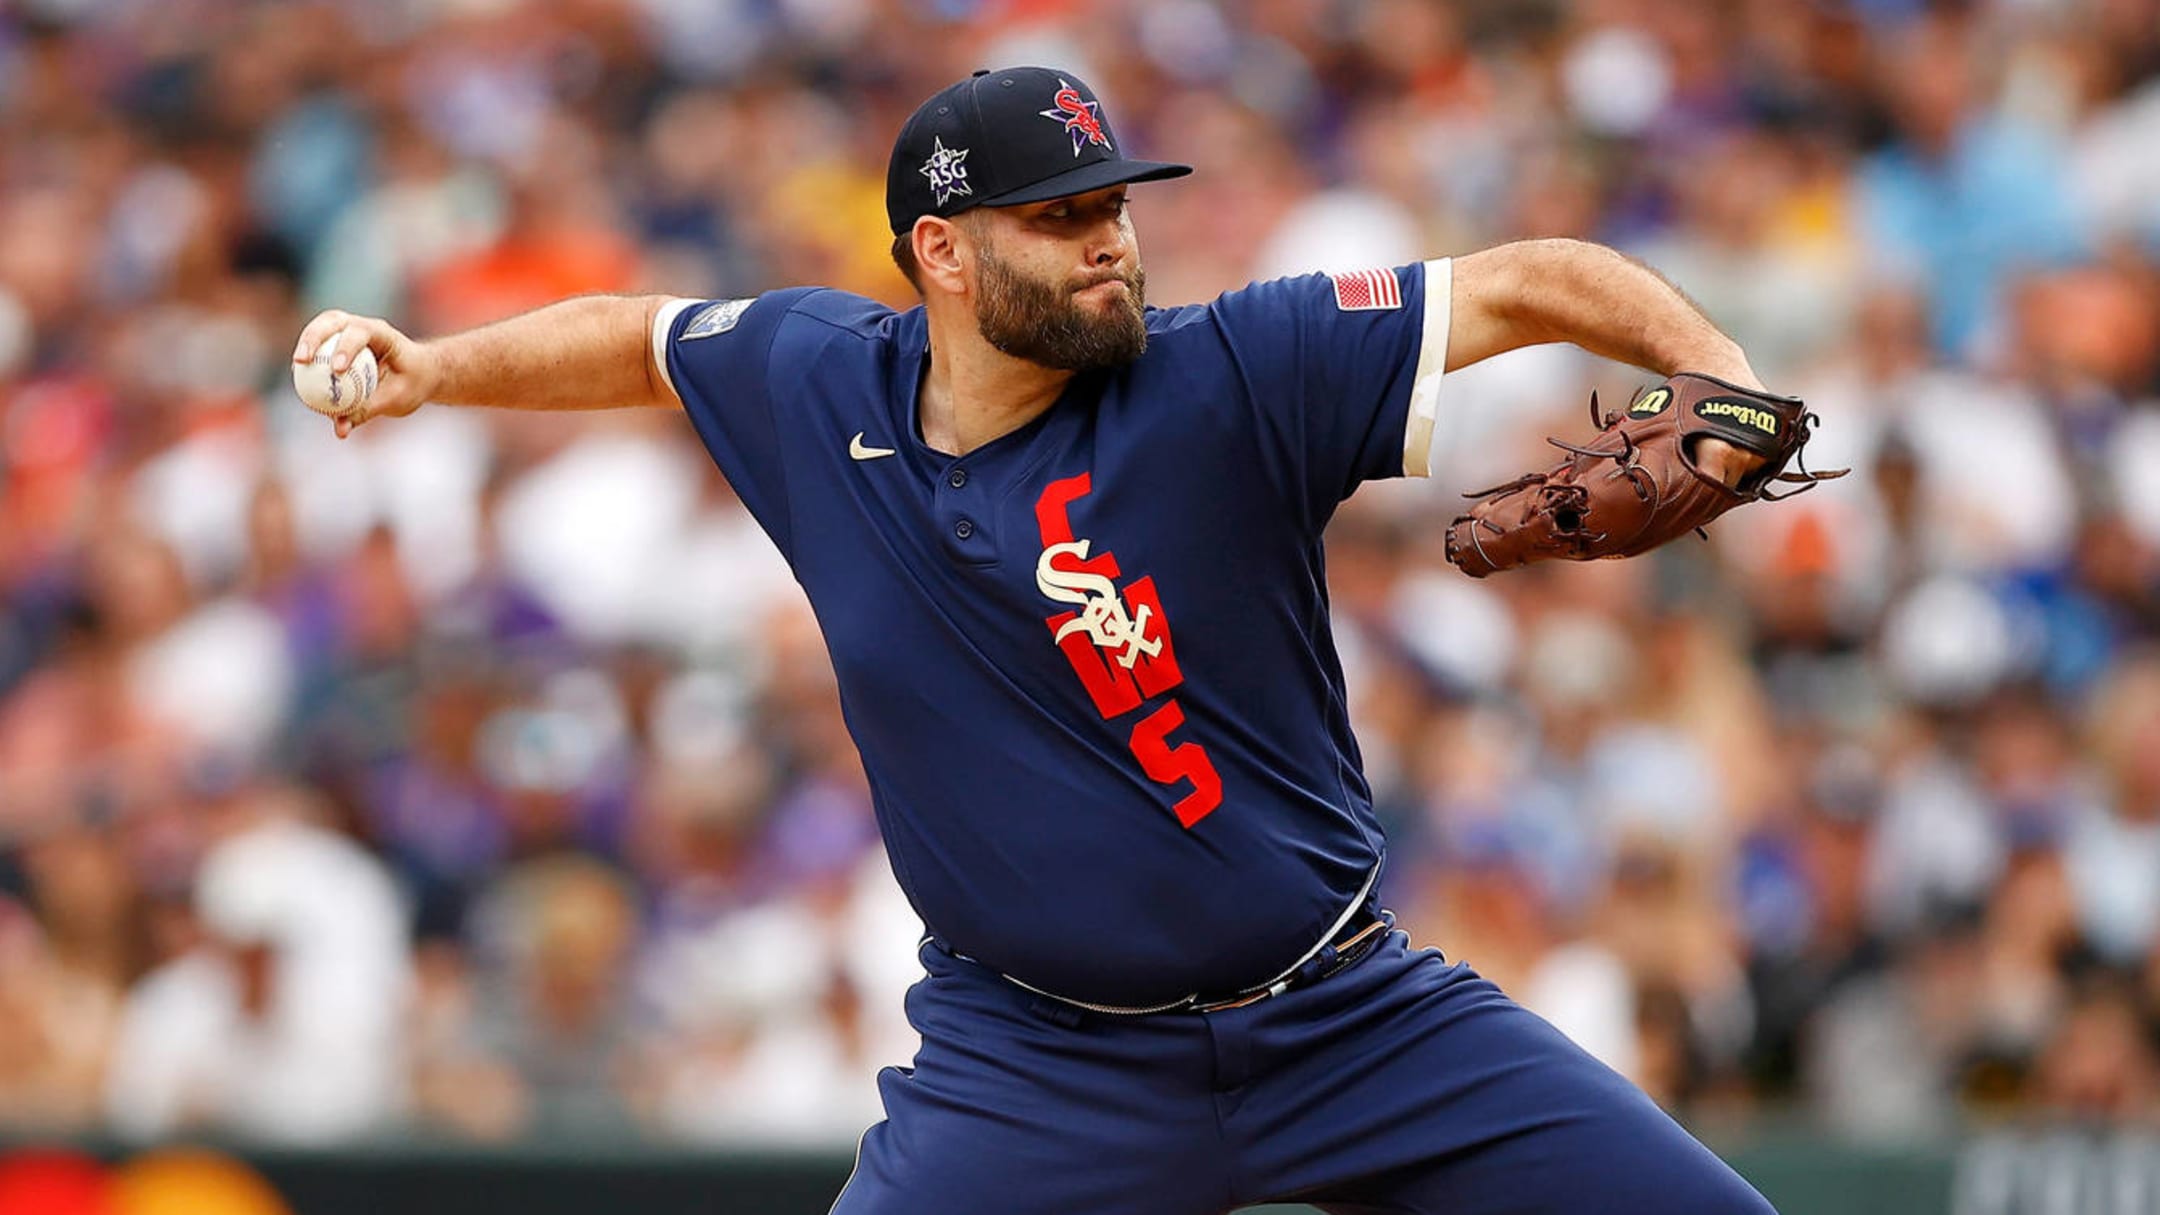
[1041,79,1112,156]
[920,136,972,207]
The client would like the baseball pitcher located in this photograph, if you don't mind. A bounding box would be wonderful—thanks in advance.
[295,67,1834,1215]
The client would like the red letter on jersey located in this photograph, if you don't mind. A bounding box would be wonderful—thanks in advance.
[1036,474,1120,579]
[1129,700,1222,828]
[1117,576,1183,700]
[1046,612,1145,718]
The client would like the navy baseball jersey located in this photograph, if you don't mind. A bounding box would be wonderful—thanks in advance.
[653,260,1453,1008]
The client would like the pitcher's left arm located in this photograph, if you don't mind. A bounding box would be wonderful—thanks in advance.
[1446,238,1766,485]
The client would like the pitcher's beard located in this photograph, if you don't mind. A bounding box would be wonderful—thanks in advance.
[975,248,1148,371]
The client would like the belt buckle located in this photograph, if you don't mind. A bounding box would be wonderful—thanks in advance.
[1192,911,1387,1014]
[1310,913,1387,983]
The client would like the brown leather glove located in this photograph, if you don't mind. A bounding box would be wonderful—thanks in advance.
[1443,372,1845,578]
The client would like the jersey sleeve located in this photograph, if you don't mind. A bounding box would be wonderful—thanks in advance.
[651,289,818,559]
[1205,258,1452,518]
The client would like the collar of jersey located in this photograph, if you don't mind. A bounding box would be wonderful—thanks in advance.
[895,307,1101,481]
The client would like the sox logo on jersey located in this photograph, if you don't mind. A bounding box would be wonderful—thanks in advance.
[1034,474,1221,827]
[1036,541,1163,668]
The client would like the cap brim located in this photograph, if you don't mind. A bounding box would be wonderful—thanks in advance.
[975,158,1193,209]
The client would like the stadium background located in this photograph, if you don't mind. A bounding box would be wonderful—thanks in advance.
[2,0,2159,1211]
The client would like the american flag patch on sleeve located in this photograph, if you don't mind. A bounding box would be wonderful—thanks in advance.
[1331,267,1402,312]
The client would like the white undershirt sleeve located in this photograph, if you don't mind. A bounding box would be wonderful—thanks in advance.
[649,297,697,402]
[1402,257,1453,478]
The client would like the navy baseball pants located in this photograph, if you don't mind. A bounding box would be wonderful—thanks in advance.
[829,926,1776,1214]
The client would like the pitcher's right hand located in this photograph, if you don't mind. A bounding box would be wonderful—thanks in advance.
[292,310,439,439]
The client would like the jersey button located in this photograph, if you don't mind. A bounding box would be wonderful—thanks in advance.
[948,470,967,489]
[954,519,974,539]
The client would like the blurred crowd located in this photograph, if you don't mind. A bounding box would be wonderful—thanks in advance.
[2,0,2159,1151]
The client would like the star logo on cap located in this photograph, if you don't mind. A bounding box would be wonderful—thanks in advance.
[1040,79,1112,157]
[920,136,973,207]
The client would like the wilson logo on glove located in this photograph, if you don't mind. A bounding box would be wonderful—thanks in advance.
[1443,373,1846,579]
[1695,399,1779,436]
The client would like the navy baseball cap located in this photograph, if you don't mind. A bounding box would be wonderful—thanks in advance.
[886,66,1191,235]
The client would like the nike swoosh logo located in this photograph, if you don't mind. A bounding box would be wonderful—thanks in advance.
[849,432,896,461]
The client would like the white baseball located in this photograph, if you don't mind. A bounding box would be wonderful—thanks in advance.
[293,341,378,418]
